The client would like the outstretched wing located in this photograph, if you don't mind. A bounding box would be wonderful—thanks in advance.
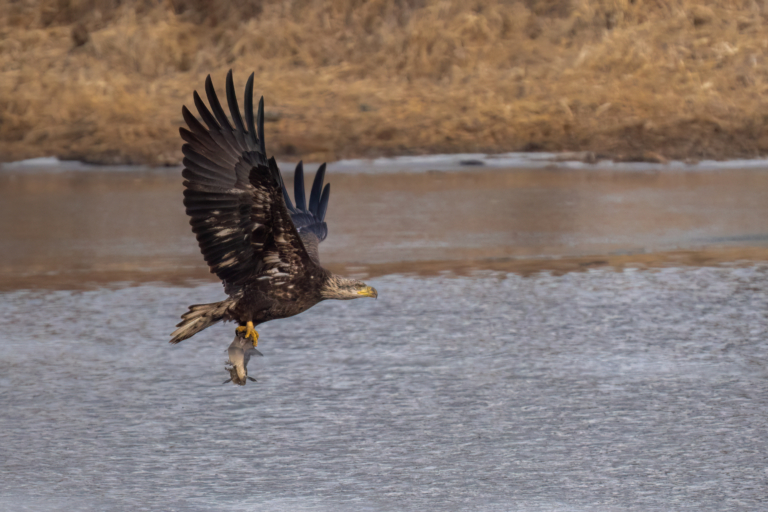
[281,161,330,265]
[181,70,315,292]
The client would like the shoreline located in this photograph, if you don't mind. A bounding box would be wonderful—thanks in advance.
[3,247,768,292]
[3,127,768,168]
[5,152,768,175]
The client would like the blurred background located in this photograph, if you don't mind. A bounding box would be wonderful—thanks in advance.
[3,0,768,164]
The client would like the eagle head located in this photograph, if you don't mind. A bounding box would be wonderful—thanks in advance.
[321,275,378,300]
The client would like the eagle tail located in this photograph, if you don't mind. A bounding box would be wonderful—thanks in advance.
[170,300,232,344]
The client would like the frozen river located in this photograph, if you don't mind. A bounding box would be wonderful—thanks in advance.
[0,160,767,510]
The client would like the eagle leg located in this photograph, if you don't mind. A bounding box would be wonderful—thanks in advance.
[236,321,259,347]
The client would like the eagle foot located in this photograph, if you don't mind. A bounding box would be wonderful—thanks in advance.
[236,321,259,347]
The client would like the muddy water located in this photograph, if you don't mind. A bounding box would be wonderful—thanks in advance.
[1,165,767,510]
[2,166,768,288]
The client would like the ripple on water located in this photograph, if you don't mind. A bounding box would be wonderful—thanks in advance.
[0,266,767,511]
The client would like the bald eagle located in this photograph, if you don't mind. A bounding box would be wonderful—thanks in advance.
[170,71,378,370]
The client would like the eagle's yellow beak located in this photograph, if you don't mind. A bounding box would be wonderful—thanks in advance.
[357,286,378,298]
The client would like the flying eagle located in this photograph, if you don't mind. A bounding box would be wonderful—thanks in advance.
[170,71,378,374]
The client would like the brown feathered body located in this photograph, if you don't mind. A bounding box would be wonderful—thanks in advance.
[225,265,331,325]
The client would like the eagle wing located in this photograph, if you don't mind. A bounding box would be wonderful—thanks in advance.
[181,71,315,293]
[281,161,330,266]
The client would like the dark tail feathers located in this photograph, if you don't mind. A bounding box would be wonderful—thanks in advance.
[170,300,232,344]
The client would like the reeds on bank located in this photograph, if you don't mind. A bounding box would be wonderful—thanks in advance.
[2,0,768,164]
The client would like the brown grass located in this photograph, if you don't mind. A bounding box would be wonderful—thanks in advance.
[3,0,768,164]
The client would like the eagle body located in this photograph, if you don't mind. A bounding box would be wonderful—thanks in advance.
[170,71,376,351]
[224,265,331,326]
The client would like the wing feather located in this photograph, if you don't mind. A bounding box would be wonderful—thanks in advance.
[281,162,331,265]
[317,183,330,221]
[205,75,234,132]
[244,73,258,148]
[193,91,221,132]
[308,163,326,214]
[181,108,226,159]
[226,70,246,133]
[294,161,307,211]
[257,97,266,155]
[182,145,236,180]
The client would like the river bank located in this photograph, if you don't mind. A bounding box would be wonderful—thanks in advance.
[3,1,768,165]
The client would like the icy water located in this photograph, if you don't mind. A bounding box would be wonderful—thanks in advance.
[1,162,768,510]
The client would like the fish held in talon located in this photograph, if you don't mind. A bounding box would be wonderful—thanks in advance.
[223,334,262,386]
[169,70,378,379]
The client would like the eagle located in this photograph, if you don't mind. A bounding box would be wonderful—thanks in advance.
[170,70,378,378]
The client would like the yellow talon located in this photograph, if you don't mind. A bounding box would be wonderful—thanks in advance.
[236,321,259,346]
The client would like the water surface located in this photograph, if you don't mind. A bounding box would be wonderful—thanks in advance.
[1,163,767,510]
[1,269,767,510]
[2,165,768,288]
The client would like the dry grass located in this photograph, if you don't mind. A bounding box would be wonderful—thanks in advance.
[2,0,768,164]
